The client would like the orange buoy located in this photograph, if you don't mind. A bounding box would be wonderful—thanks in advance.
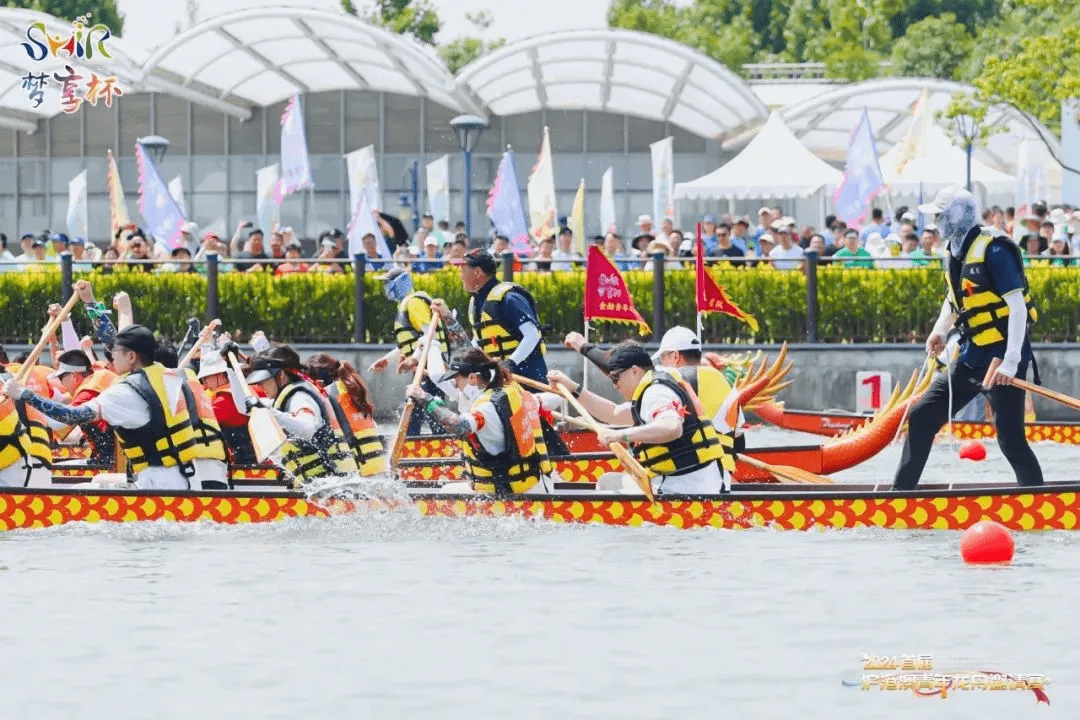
[960,521,1014,564]
[958,440,986,461]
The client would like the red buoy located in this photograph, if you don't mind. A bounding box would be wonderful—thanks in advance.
[958,440,986,461]
[961,521,1014,564]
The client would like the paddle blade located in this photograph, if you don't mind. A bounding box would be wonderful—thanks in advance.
[389,400,416,469]
[608,443,656,501]
[248,407,287,464]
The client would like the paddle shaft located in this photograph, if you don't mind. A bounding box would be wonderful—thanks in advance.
[737,453,833,485]
[390,317,440,468]
[1007,376,1080,413]
[9,293,81,388]
[177,319,221,371]
[226,351,287,465]
[552,383,655,501]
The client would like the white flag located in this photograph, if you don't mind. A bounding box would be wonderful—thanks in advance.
[256,164,280,234]
[600,167,616,235]
[346,145,381,215]
[66,170,87,243]
[527,125,557,241]
[168,176,187,218]
[348,194,392,260]
[650,137,674,225]
[426,154,450,223]
[278,93,313,200]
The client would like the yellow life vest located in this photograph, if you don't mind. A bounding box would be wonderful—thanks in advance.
[468,281,547,361]
[393,292,449,358]
[5,363,54,468]
[677,365,737,470]
[462,382,553,495]
[0,395,35,473]
[273,380,358,483]
[327,379,386,477]
[181,369,228,464]
[629,368,729,476]
[114,363,198,476]
[945,231,1037,347]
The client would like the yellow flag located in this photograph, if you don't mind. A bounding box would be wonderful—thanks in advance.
[570,178,586,255]
[107,149,131,237]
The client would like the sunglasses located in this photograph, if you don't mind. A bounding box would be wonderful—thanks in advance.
[609,370,624,386]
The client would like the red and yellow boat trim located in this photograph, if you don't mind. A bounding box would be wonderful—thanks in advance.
[2,483,1079,532]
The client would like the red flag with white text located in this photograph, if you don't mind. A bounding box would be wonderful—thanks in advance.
[584,245,650,335]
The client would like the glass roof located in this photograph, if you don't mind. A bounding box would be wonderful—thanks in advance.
[141,7,478,119]
[778,78,1061,176]
[456,29,769,140]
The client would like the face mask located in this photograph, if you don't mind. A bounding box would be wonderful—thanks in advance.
[383,272,414,303]
[937,192,977,258]
[460,383,481,406]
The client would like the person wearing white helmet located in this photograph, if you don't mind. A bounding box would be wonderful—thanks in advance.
[893,185,1043,490]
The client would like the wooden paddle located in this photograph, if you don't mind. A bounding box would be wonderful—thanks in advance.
[552,383,656,501]
[226,351,287,464]
[737,453,834,485]
[5,292,81,393]
[390,317,441,469]
[1006,376,1080,413]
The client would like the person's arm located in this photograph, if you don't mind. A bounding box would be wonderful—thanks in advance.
[430,299,471,350]
[269,405,319,441]
[547,371,630,425]
[405,387,472,436]
[611,409,683,445]
[508,321,541,366]
[229,223,246,256]
[996,290,1027,377]
[5,383,99,425]
[73,281,117,346]
[113,291,133,331]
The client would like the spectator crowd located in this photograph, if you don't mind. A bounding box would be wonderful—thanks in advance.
[2,200,1078,277]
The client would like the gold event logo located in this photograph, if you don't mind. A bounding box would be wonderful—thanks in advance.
[842,654,1050,703]
[19,14,124,113]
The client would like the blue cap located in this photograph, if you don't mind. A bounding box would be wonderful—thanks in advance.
[68,236,85,245]
[50,232,70,245]
[703,214,717,223]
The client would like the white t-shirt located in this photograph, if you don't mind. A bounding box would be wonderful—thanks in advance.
[465,399,505,456]
[769,244,805,270]
[550,248,582,272]
[633,383,726,494]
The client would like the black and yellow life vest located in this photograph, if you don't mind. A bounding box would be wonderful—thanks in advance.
[393,292,449,358]
[326,380,386,477]
[468,281,547,361]
[114,363,198,477]
[629,368,730,476]
[946,230,1037,348]
[181,369,228,464]
[678,365,738,466]
[5,363,53,469]
[273,380,358,483]
[72,369,119,469]
[0,395,35,474]
[463,382,553,496]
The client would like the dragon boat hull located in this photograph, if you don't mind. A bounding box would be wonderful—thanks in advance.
[2,481,1079,532]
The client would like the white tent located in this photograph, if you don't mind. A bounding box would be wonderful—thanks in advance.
[674,112,843,200]
[882,123,1017,197]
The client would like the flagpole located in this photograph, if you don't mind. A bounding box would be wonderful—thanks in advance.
[582,320,590,394]
[696,312,703,344]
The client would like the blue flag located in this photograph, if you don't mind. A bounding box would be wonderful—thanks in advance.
[135,143,186,250]
[487,149,531,255]
[832,107,885,226]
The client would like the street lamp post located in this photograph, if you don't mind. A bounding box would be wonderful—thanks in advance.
[136,135,170,163]
[952,115,977,193]
[450,115,488,239]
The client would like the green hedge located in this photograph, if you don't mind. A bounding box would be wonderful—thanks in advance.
[1,265,1077,345]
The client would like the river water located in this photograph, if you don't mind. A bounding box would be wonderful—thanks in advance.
[1,427,1077,718]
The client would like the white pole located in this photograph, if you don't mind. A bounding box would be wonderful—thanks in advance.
[696,312,703,344]
[582,321,590,393]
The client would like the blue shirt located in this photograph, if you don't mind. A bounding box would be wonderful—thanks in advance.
[859,223,889,242]
[471,279,548,383]
[958,240,1033,370]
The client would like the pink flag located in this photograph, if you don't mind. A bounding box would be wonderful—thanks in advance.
[277,93,313,202]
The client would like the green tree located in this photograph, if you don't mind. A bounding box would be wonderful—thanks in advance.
[820,0,887,80]
[7,0,123,34]
[437,10,506,74]
[889,13,972,78]
[342,0,441,45]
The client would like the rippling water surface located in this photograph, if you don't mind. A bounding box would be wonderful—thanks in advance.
[1,428,1078,719]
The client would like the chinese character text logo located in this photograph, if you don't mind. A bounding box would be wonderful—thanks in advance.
[19,14,124,114]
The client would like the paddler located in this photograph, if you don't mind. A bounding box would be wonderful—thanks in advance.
[242,345,358,483]
[893,185,1043,490]
[368,267,448,434]
[404,347,555,495]
[195,344,257,466]
[0,362,53,488]
[45,348,119,469]
[307,353,386,476]
[5,325,201,490]
[549,342,728,495]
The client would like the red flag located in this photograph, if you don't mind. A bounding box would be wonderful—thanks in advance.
[584,245,650,335]
[695,238,759,332]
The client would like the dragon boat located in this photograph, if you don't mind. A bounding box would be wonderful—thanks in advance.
[48,345,930,486]
[1,480,1079,532]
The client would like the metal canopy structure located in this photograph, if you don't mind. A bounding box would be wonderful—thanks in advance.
[778,77,1062,175]
[0,8,146,132]
[455,29,769,140]
[141,7,480,121]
